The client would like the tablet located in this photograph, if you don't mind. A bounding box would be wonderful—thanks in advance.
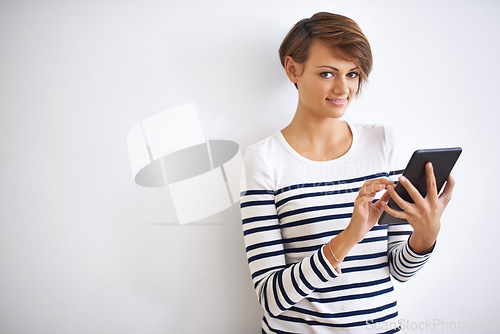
[378,147,462,225]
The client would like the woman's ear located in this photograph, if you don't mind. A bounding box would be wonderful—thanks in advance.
[284,56,302,84]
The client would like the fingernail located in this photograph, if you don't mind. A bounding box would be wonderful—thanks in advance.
[399,176,406,183]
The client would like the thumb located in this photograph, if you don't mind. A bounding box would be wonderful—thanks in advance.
[373,189,391,211]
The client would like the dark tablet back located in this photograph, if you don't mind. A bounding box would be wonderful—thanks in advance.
[378,147,462,225]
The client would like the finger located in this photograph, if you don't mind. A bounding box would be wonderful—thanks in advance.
[398,175,425,206]
[373,189,391,211]
[380,200,409,220]
[387,184,416,214]
[425,162,438,201]
[379,188,391,203]
[357,187,390,210]
[358,178,394,197]
[356,188,383,205]
[439,173,455,205]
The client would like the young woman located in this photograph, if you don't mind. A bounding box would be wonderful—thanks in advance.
[240,12,455,333]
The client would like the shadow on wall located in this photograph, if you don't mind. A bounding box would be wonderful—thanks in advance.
[127,103,243,225]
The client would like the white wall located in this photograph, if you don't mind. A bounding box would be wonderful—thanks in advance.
[1,0,499,333]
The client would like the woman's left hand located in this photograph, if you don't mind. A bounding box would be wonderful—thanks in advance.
[381,162,455,253]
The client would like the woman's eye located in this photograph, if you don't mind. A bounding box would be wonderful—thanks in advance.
[347,72,359,78]
[320,72,333,78]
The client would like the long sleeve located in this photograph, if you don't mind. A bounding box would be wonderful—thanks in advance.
[383,126,433,282]
[387,228,433,282]
[240,145,340,317]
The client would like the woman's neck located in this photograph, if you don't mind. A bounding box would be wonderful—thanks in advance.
[281,111,352,161]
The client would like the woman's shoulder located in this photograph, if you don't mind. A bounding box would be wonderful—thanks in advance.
[348,122,399,158]
[241,132,285,189]
[349,122,392,141]
[349,122,386,132]
[349,122,404,169]
[244,131,283,160]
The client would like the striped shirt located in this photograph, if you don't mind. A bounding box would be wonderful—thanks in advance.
[240,123,433,333]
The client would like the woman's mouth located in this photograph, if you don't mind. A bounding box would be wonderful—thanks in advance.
[326,97,348,106]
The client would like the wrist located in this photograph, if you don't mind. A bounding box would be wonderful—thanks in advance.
[343,225,365,245]
[324,227,362,268]
[409,232,436,254]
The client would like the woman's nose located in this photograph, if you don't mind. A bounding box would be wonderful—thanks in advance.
[332,78,349,96]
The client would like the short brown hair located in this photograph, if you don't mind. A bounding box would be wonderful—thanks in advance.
[279,12,372,94]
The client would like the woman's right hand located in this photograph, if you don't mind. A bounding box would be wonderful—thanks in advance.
[347,178,394,242]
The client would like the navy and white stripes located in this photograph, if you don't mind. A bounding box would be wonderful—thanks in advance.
[241,124,432,333]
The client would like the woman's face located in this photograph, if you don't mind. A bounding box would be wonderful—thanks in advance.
[288,40,360,120]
